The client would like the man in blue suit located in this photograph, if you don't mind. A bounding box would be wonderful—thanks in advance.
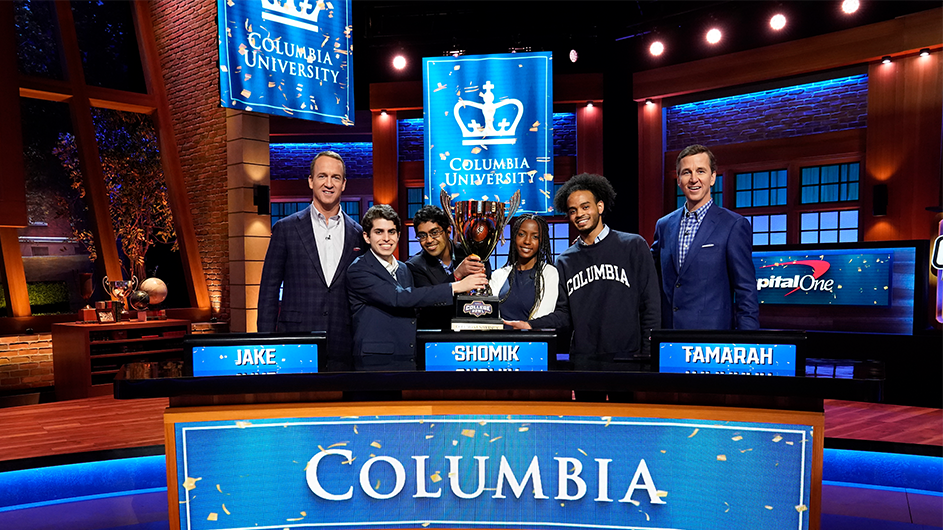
[652,144,760,330]
[257,151,366,371]
[347,205,487,371]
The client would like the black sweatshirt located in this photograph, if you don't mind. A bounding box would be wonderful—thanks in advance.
[530,230,660,370]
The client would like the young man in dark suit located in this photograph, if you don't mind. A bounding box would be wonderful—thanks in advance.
[405,205,487,330]
[652,144,760,330]
[347,205,487,370]
[257,151,366,371]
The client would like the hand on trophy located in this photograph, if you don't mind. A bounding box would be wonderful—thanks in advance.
[453,253,485,280]
[503,320,532,330]
[452,272,489,294]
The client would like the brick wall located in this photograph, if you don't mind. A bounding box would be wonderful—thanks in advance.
[666,74,868,151]
[0,334,53,390]
[270,143,374,180]
[150,0,230,322]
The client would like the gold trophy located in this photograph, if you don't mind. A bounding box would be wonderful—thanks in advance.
[440,189,521,330]
[103,275,137,321]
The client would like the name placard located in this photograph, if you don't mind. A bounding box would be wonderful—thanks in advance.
[173,410,814,530]
[659,342,798,376]
[424,341,548,371]
[753,250,893,306]
[192,343,319,377]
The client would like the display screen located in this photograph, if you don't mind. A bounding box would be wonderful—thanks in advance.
[174,412,814,529]
[191,343,319,377]
[659,342,798,376]
[424,341,549,371]
[753,250,896,306]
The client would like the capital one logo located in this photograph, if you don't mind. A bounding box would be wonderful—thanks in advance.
[757,260,834,296]
[261,0,324,32]
[454,81,524,146]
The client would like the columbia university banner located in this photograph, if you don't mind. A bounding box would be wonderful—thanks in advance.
[173,411,814,529]
[217,0,353,125]
[424,53,553,214]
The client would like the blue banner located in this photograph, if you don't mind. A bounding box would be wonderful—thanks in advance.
[659,342,798,376]
[217,0,353,125]
[753,249,894,306]
[174,413,813,529]
[192,344,319,376]
[425,341,548,371]
[424,53,553,215]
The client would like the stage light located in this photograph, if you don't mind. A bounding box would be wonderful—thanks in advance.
[392,55,406,70]
[920,48,931,57]
[645,99,654,106]
[649,41,664,56]
[881,56,892,64]
[770,14,786,31]
[842,0,859,15]
[706,28,722,45]
[586,101,594,108]
[569,49,578,63]
[380,109,388,117]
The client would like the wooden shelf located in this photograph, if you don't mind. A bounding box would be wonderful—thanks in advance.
[53,319,190,400]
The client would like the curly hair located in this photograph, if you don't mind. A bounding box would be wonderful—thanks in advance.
[500,214,554,319]
[553,173,616,214]
[412,205,451,230]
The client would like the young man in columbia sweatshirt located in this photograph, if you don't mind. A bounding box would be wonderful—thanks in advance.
[505,173,661,371]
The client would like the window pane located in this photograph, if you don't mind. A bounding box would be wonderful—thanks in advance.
[821,165,840,184]
[753,172,769,189]
[846,182,859,201]
[752,215,769,232]
[14,0,63,79]
[801,168,819,185]
[821,184,838,202]
[775,188,787,206]
[770,232,787,245]
[820,230,838,243]
[820,211,839,229]
[774,170,788,188]
[70,0,146,92]
[770,214,787,232]
[801,231,818,244]
[840,209,859,228]
[736,173,752,190]
[753,189,769,207]
[17,99,92,315]
[736,191,752,208]
[89,108,187,307]
[753,233,768,246]
[801,212,818,230]
[839,229,858,243]
[801,187,818,204]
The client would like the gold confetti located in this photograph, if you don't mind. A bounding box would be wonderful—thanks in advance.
[542,174,554,181]
[354,425,359,434]
[688,428,699,438]
[786,441,794,445]
[452,440,458,446]
[240,89,251,99]
[526,170,538,177]
[430,472,442,483]
[439,153,448,160]
[216,484,223,493]
[772,435,783,442]
[222,504,230,515]
[220,64,229,72]
[434,83,447,92]
[376,479,381,489]
[560,502,565,507]
[660,450,666,453]
[765,505,773,510]
[341,456,356,465]
[489,436,503,443]
[327,442,348,449]
[371,441,382,448]
[795,504,808,513]
[578,448,588,456]
[725,502,731,512]
[519,427,529,432]
[182,477,201,491]
[717,455,727,461]
[732,435,743,441]
[645,512,650,521]
[532,121,540,127]
[471,147,482,154]
[740,448,753,453]
[529,127,539,132]
[422,524,430,527]
[451,193,459,200]
[207,513,218,521]
[656,490,668,498]
[426,434,434,439]
[461,429,475,438]
[625,499,640,506]
[453,65,461,70]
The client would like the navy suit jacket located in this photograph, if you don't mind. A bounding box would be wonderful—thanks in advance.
[347,253,454,371]
[257,206,365,371]
[652,205,760,330]
[405,242,487,330]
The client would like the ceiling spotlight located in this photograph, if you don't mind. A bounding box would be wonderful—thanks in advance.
[392,55,406,70]
[586,101,594,108]
[770,14,786,31]
[841,0,859,15]
[444,49,465,57]
[706,28,722,45]
[645,99,654,106]
[380,110,388,117]
[649,41,665,56]
[920,48,931,57]
[569,49,578,63]
[881,56,891,64]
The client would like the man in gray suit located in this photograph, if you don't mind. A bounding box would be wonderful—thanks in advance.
[257,151,366,371]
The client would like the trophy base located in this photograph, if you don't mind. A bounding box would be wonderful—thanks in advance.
[450,318,505,331]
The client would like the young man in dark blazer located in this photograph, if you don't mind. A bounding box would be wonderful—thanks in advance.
[405,205,487,330]
[347,205,488,370]
[652,144,760,330]
[257,151,367,371]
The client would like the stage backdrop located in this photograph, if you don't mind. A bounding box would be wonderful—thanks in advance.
[423,52,553,215]
[217,0,354,125]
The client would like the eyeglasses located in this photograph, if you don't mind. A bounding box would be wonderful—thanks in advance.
[416,227,444,241]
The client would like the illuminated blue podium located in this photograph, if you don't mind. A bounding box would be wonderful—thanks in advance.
[116,331,881,530]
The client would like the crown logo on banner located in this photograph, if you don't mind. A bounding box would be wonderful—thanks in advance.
[261,0,323,33]
[453,81,524,145]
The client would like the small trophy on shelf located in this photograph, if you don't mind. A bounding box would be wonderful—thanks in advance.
[441,188,521,330]
[102,275,137,322]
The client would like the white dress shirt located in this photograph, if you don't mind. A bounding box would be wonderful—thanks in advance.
[311,206,345,286]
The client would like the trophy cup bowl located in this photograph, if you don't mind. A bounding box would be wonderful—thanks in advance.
[441,189,521,297]
[103,275,138,317]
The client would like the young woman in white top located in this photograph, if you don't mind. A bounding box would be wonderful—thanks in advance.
[489,214,559,320]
